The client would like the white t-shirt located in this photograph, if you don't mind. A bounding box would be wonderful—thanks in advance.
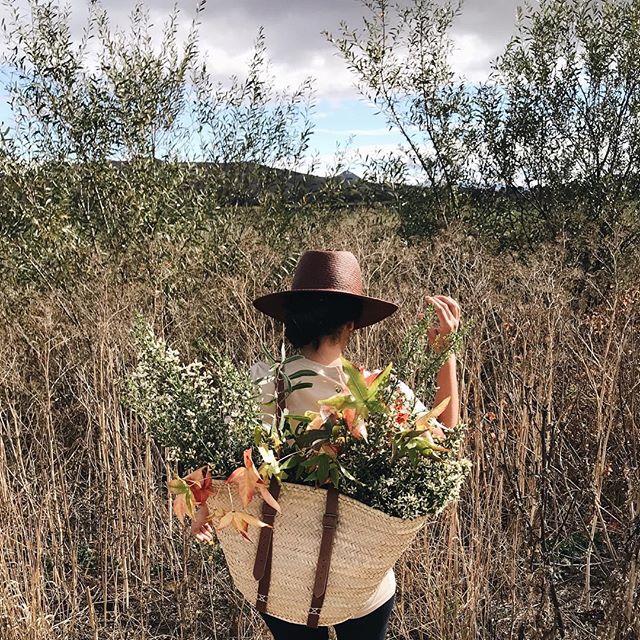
[249,354,428,620]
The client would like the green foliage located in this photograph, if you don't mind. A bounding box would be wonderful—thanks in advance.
[3,0,639,290]
[339,422,471,519]
[328,0,640,269]
[473,0,640,266]
[395,306,468,404]
[124,317,470,520]
[0,0,318,293]
[246,317,471,518]
[326,0,475,235]
[333,319,470,519]
[122,317,258,474]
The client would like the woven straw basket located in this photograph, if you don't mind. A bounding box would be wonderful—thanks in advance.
[206,478,427,626]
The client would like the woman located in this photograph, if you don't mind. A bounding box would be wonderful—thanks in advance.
[193,250,461,640]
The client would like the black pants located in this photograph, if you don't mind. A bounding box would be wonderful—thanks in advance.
[259,594,395,640]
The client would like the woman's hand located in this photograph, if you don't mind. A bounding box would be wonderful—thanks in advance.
[190,504,215,543]
[425,295,461,355]
[191,522,213,542]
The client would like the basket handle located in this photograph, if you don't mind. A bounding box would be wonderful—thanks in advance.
[253,370,285,611]
[307,486,340,628]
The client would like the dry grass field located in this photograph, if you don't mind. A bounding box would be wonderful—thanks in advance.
[1,211,638,640]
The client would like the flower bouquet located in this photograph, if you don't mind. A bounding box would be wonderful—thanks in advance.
[123,314,470,626]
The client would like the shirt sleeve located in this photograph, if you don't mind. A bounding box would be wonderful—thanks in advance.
[395,378,429,415]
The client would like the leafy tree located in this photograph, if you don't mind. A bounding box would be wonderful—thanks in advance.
[329,0,640,271]
[0,0,316,290]
[473,0,640,269]
[326,0,476,237]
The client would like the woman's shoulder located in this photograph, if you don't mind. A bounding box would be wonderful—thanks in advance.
[249,356,326,382]
[249,359,273,385]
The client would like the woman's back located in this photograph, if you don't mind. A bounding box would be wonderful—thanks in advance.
[249,354,427,621]
[250,355,427,427]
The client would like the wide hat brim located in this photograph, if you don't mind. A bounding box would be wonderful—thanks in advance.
[252,289,398,330]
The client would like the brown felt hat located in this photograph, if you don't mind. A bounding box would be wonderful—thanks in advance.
[252,250,398,329]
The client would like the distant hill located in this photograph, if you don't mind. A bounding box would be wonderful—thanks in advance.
[178,161,398,206]
[336,170,361,183]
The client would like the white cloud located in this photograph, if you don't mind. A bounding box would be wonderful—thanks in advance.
[0,0,514,99]
[450,31,496,82]
[268,56,356,96]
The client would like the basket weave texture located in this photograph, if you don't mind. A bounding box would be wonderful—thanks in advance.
[207,478,427,626]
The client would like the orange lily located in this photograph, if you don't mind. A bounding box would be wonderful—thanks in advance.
[215,510,272,542]
[226,449,281,512]
[168,465,215,524]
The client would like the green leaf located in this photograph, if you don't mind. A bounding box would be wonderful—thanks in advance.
[260,343,277,365]
[366,361,393,398]
[341,357,369,403]
[336,460,360,484]
[290,381,314,392]
[284,414,312,423]
[281,372,293,394]
[366,399,388,415]
[397,429,425,439]
[318,392,353,410]
[301,454,326,468]
[287,369,318,380]
[317,455,330,485]
[280,453,302,470]
[295,426,332,447]
[282,354,304,364]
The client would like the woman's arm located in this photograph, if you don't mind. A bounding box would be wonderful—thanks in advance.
[426,295,461,430]
[433,353,459,428]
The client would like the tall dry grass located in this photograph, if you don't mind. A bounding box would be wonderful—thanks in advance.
[0,211,638,640]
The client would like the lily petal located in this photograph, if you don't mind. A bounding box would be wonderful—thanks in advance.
[258,484,282,512]
[415,396,451,429]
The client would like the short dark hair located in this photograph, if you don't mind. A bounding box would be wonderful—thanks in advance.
[284,292,364,350]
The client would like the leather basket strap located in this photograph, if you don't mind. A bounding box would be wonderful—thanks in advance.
[307,486,340,628]
[254,479,281,611]
[253,371,285,612]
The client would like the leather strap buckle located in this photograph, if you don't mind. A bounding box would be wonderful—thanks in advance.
[261,511,277,526]
[322,512,338,529]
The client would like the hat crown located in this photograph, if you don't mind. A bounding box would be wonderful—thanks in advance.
[291,250,364,295]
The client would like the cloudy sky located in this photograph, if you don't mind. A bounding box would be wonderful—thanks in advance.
[1,0,524,173]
